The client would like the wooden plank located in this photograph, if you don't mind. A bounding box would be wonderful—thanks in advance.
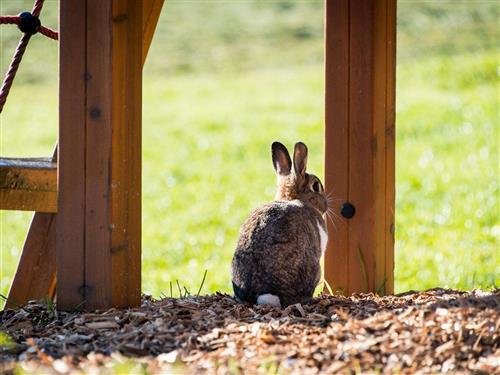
[324,0,349,294]
[111,0,143,307]
[142,0,164,65]
[384,0,397,295]
[57,0,87,311]
[323,0,396,295]
[57,0,143,311]
[6,0,155,311]
[83,0,143,310]
[0,1,161,215]
[0,158,57,213]
[5,213,56,308]
[373,0,388,295]
[84,0,113,310]
[348,0,375,294]
[5,149,57,309]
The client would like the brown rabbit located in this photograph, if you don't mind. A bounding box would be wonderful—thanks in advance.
[231,141,328,308]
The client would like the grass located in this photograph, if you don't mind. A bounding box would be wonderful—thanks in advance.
[0,1,498,301]
[395,51,499,292]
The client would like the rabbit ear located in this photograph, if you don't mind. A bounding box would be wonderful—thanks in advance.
[293,142,308,178]
[272,142,292,176]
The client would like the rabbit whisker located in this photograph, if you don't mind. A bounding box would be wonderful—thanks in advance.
[328,207,341,219]
[325,211,338,231]
[326,208,343,228]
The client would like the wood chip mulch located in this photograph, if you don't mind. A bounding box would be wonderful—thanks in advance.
[0,289,498,374]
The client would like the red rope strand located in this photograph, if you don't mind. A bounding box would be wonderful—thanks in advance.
[31,0,44,18]
[0,16,58,40]
[0,16,20,25]
[0,35,32,112]
[0,0,58,113]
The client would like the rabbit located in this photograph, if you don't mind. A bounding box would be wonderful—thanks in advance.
[231,141,328,308]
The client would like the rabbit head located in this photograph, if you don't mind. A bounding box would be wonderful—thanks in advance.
[272,141,328,214]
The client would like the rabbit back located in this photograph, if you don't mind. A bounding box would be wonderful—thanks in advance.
[231,200,325,307]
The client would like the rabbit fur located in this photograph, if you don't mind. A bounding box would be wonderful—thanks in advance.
[231,141,328,308]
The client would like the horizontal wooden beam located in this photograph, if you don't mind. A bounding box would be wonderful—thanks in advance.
[0,158,57,212]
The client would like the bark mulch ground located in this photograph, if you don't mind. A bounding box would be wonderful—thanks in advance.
[0,289,498,374]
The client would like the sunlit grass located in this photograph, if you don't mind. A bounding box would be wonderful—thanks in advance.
[395,51,499,292]
[1,1,498,300]
[0,50,498,299]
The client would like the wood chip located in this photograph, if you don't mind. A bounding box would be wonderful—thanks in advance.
[0,288,497,374]
[85,321,120,330]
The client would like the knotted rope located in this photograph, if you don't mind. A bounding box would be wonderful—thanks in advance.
[0,0,58,113]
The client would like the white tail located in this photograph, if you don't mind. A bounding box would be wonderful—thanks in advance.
[256,294,281,308]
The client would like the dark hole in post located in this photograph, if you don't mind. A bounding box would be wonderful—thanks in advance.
[341,202,355,219]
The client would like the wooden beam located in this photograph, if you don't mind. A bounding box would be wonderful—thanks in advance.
[110,0,143,307]
[142,0,164,65]
[4,0,163,309]
[4,150,57,309]
[57,0,143,311]
[324,0,396,295]
[0,158,57,213]
[0,1,162,216]
[57,0,87,311]
[5,213,56,309]
[4,0,162,311]
[324,0,349,295]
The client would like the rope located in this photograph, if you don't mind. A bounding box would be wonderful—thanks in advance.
[0,34,32,113]
[0,15,58,40]
[31,0,44,17]
[0,0,58,113]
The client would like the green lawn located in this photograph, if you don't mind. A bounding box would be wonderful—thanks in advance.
[0,1,498,301]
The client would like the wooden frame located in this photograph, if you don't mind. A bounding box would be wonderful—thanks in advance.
[324,0,396,295]
[0,157,57,212]
[4,149,58,308]
[5,0,164,310]
[5,0,395,310]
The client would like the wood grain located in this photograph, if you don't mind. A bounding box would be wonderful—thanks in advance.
[142,0,164,65]
[7,0,160,311]
[373,0,388,294]
[348,0,375,293]
[384,0,397,295]
[323,0,396,295]
[324,0,349,294]
[84,0,113,310]
[110,0,142,308]
[56,0,87,311]
[5,213,56,308]
[57,0,144,311]
[0,158,57,212]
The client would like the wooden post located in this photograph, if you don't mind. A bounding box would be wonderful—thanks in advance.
[57,0,143,310]
[4,0,163,311]
[324,0,396,295]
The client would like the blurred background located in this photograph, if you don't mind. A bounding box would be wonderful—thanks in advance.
[0,0,498,301]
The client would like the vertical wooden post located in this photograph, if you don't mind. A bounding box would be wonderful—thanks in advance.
[57,0,143,310]
[324,0,396,295]
[3,0,163,311]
